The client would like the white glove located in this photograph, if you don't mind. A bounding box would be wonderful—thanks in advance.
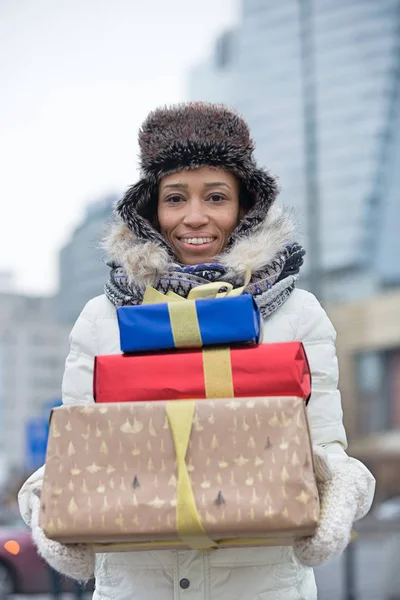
[293,447,375,567]
[30,494,95,582]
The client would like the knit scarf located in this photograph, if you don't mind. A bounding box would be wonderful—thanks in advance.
[104,242,305,320]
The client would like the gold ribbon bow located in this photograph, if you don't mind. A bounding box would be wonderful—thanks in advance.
[142,268,252,349]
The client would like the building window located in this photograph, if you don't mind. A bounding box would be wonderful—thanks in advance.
[388,351,400,429]
[355,348,400,434]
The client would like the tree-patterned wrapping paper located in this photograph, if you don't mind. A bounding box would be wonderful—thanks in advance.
[39,397,319,551]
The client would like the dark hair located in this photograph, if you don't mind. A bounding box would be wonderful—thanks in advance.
[239,181,255,213]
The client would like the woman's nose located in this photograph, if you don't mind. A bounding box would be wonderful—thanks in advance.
[182,200,209,227]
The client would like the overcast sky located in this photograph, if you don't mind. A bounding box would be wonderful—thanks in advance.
[0,0,238,295]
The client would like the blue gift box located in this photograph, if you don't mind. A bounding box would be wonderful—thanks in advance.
[117,294,262,353]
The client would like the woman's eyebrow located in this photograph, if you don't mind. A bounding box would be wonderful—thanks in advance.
[203,182,231,189]
[162,183,189,190]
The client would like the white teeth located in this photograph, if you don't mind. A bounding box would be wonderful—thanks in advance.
[181,237,215,245]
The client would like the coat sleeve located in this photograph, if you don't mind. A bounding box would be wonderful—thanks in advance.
[61,308,98,406]
[296,291,349,466]
[18,303,97,526]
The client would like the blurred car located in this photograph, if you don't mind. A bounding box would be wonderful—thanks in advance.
[0,515,93,597]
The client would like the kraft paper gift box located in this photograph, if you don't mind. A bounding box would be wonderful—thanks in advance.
[93,342,311,404]
[39,397,319,551]
[117,294,262,353]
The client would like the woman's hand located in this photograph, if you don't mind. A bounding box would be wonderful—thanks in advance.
[293,447,375,567]
[30,494,95,582]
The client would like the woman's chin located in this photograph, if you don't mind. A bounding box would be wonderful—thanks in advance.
[179,255,216,266]
[174,241,222,265]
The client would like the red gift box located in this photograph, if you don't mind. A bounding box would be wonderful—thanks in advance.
[94,342,311,403]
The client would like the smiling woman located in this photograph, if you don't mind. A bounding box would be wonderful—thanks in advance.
[18,102,375,600]
[157,167,241,264]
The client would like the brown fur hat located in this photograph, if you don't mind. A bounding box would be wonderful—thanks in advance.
[138,103,254,174]
[114,102,280,254]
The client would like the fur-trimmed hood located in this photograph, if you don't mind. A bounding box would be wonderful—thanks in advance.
[103,204,298,288]
[113,103,281,269]
[103,103,301,289]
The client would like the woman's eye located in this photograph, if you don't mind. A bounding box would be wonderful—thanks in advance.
[208,194,225,203]
[167,195,184,204]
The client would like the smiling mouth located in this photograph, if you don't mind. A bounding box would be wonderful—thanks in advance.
[179,237,216,246]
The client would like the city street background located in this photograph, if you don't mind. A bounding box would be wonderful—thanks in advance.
[1,0,400,598]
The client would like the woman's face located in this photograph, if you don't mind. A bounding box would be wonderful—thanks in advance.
[157,167,240,265]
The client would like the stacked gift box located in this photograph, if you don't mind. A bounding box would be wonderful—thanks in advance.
[39,280,319,551]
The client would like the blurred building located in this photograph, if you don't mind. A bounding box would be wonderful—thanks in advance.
[0,190,117,472]
[57,194,116,324]
[0,293,70,472]
[329,290,400,499]
[189,29,237,103]
[0,271,15,293]
[188,0,400,302]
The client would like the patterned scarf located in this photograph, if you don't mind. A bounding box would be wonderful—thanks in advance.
[104,243,305,320]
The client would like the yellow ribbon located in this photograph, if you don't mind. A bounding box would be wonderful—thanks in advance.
[141,268,252,349]
[168,302,203,348]
[203,346,234,398]
[166,400,217,550]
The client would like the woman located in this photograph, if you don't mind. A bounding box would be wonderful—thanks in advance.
[19,103,375,600]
